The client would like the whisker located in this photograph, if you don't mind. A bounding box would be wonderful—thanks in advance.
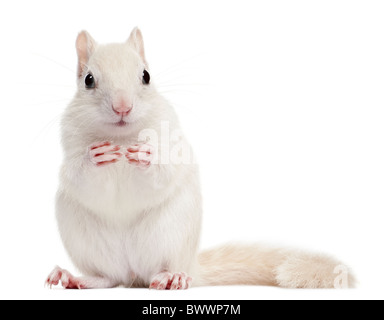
[31,52,76,74]
[29,98,72,107]
[19,82,75,88]
[30,113,62,145]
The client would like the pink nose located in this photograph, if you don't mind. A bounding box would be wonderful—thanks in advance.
[112,103,132,117]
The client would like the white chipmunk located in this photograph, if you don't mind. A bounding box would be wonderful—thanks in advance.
[46,28,354,290]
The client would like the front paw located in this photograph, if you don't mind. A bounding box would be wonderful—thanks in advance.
[125,143,154,169]
[88,141,122,167]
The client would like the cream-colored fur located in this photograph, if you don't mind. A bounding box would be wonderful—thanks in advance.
[197,244,355,288]
[46,28,354,290]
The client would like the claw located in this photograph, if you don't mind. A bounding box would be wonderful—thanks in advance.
[88,142,122,167]
[126,143,154,169]
[45,266,85,290]
[149,271,192,290]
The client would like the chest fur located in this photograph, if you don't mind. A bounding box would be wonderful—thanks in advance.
[61,160,160,224]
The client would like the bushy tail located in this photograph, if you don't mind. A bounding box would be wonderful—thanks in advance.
[194,244,355,289]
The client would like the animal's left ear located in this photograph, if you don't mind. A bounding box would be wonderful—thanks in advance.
[127,27,148,67]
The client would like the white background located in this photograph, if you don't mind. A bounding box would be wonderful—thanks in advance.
[0,0,383,300]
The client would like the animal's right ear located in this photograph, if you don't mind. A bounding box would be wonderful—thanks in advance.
[76,31,96,78]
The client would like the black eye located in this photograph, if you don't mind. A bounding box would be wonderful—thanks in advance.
[142,70,150,85]
[85,73,95,89]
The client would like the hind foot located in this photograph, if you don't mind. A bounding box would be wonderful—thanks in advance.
[45,266,116,289]
[149,271,192,290]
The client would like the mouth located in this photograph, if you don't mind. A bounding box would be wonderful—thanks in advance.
[115,120,128,127]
